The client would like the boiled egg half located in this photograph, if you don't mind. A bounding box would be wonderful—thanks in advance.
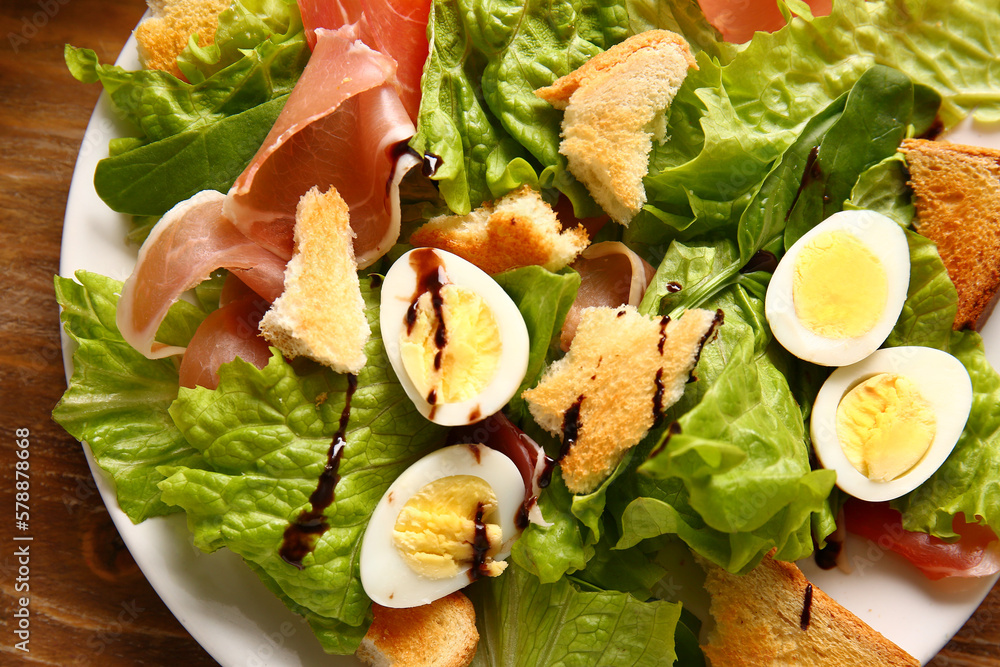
[810,346,972,502]
[359,444,524,608]
[765,210,910,366]
[381,248,530,426]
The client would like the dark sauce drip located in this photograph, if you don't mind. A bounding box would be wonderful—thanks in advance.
[814,537,843,570]
[405,248,450,375]
[468,443,482,463]
[739,249,779,275]
[469,502,491,581]
[388,143,423,195]
[666,281,682,293]
[279,374,357,569]
[468,406,482,423]
[515,497,536,531]
[649,421,681,459]
[559,395,585,462]
[919,116,945,140]
[786,145,822,221]
[616,309,626,317]
[800,583,814,631]
[652,368,666,423]
[422,152,443,177]
[688,309,725,383]
[427,388,438,405]
[657,315,671,355]
[447,413,553,526]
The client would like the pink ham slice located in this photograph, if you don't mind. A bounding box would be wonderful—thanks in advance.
[297,0,431,121]
[177,292,274,389]
[224,23,419,267]
[560,241,656,349]
[116,190,287,359]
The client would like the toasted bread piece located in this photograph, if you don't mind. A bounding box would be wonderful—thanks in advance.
[356,592,479,667]
[135,0,230,78]
[522,306,720,494]
[409,186,590,275]
[535,30,696,226]
[259,186,370,373]
[700,552,919,667]
[901,138,1000,330]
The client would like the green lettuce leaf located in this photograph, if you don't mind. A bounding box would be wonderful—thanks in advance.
[894,331,1000,540]
[494,266,580,426]
[411,0,630,215]
[469,563,682,667]
[159,277,447,642]
[617,278,835,572]
[643,0,998,241]
[65,36,307,145]
[511,467,593,583]
[94,95,289,215]
[52,272,208,522]
[177,0,303,83]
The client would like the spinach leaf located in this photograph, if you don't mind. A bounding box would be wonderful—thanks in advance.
[94,96,288,215]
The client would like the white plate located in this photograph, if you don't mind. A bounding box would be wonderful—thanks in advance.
[60,32,1000,667]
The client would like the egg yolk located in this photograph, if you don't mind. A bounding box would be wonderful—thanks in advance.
[792,230,888,339]
[400,285,501,404]
[835,373,937,482]
[392,475,506,579]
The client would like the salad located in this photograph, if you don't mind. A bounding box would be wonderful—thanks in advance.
[55,0,1000,664]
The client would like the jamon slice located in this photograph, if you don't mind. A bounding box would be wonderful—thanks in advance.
[559,241,655,349]
[224,24,419,268]
[298,0,431,121]
[116,190,286,359]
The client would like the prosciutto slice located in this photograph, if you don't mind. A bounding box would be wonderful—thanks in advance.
[177,292,273,389]
[560,241,656,349]
[224,24,419,267]
[844,499,1000,580]
[297,0,431,121]
[116,190,287,359]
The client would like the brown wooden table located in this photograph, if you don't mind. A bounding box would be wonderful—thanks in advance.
[0,0,998,664]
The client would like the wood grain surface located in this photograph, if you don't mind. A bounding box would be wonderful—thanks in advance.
[0,0,997,665]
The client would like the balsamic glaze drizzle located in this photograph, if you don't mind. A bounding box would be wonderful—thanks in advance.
[469,502,491,581]
[800,583,814,631]
[688,309,725,383]
[739,249,779,275]
[657,315,671,355]
[814,537,843,571]
[649,421,682,459]
[559,395,585,463]
[652,368,666,423]
[279,374,358,569]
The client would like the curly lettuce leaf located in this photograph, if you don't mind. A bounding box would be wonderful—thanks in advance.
[52,272,208,522]
[469,563,682,667]
[617,276,835,572]
[65,36,307,145]
[894,331,1000,540]
[177,0,303,83]
[412,0,630,215]
[643,0,999,240]
[159,277,446,642]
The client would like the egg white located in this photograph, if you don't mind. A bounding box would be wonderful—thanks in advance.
[380,248,530,426]
[810,346,973,502]
[765,210,910,367]
[359,444,524,608]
